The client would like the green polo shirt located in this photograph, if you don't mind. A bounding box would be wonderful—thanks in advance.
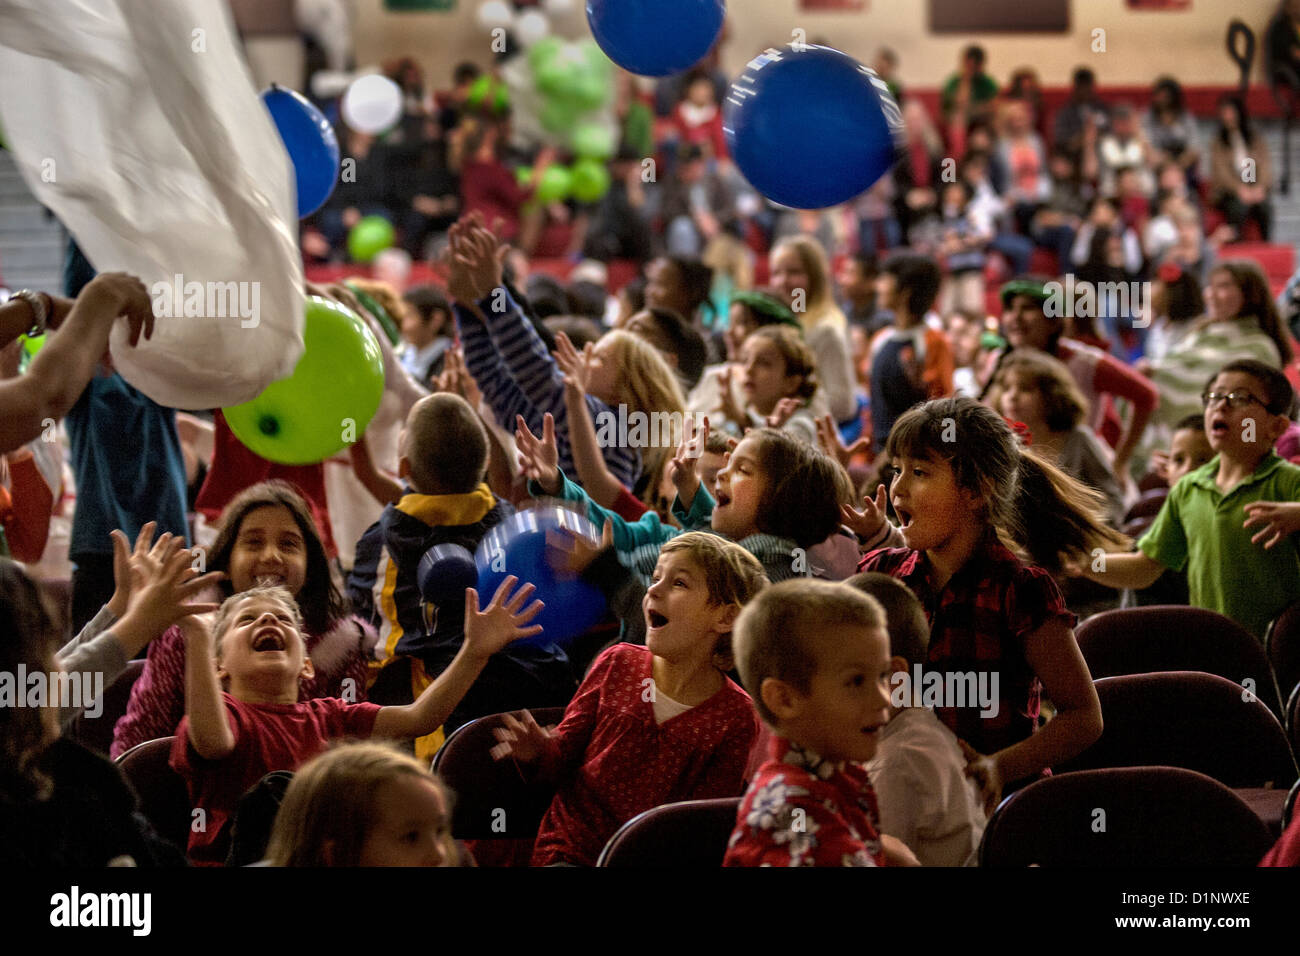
[1139,453,1300,639]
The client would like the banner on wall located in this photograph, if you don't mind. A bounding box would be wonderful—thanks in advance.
[800,0,866,9]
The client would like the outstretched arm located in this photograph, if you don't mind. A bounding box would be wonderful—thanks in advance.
[372,577,543,739]
[181,616,235,761]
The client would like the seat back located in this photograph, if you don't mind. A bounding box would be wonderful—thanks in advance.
[1076,606,1283,716]
[980,766,1274,866]
[1055,672,1298,789]
[1284,778,1300,832]
[596,797,742,867]
[431,707,565,840]
[1266,600,1300,708]
[1287,680,1300,762]
[114,736,192,851]
[68,659,146,757]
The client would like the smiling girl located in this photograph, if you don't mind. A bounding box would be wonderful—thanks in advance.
[112,481,375,757]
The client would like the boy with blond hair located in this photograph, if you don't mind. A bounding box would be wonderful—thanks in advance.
[492,532,767,866]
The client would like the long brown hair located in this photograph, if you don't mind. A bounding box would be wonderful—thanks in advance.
[1208,261,1294,363]
[205,481,348,636]
[0,559,59,802]
[885,397,1128,573]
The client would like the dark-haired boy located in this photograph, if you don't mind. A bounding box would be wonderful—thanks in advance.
[1081,360,1300,639]
[348,394,575,753]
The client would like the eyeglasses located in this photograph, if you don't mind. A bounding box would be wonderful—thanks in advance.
[1202,389,1265,410]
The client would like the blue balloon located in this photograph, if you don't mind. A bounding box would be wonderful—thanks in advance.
[475,507,608,648]
[586,0,725,78]
[261,85,340,219]
[418,544,478,608]
[724,45,903,210]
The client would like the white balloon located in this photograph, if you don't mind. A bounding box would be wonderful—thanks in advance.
[476,0,514,32]
[514,10,550,47]
[341,74,403,134]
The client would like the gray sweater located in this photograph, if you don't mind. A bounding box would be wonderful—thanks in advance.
[55,605,128,729]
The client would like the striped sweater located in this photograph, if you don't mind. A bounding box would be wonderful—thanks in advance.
[456,288,641,489]
[1141,317,1283,465]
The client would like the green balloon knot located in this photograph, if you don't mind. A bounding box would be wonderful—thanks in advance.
[258,415,280,437]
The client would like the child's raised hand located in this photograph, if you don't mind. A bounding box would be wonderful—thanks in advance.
[766,397,801,430]
[489,709,553,764]
[959,739,1003,818]
[553,330,592,395]
[456,215,506,301]
[515,413,561,495]
[545,519,614,578]
[106,522,158,619]
[840,483,889,541]
[816,413,869,470]
[668,413,707,506]
[443,219,488,308]
[463,575,545,659]
[714,366,747,426]
[120,535,222,643]
[1243,500,1300,550]
[1149,449,1171,482]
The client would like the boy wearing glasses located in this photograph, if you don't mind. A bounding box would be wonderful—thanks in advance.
[1080,359,1300,639]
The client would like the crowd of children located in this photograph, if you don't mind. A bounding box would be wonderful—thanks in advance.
[12,27,1300,871]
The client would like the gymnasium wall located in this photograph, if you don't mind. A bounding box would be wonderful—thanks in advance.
[350,0,1285,91]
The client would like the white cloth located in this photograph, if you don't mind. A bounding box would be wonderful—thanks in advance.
[866,706,986,867]
[0,0,304,409]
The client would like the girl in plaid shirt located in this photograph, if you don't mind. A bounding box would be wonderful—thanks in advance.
[853,397,1127,809]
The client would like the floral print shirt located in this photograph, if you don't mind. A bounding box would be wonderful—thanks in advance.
[724,735,885,867]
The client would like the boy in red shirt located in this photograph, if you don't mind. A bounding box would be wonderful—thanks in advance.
[490,532,765,866]
[173,578,541,865]
[725,579,919,867]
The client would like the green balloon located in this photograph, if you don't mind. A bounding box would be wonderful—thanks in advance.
[539,98,579,134]
[535,45,582,98]
[528,36,563,74]
[571,122,615,160]
[570,159,611,203]
[571,72,608,111]
[19,333,44,358]
[515,165,533,188]
[348,215,395,263]
[578,39,614,83]
[535,165,572,203]
[467,74,509,115]
[224,296,385,466]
